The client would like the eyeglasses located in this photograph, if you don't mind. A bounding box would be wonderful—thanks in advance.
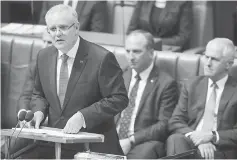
[47,23,75,34]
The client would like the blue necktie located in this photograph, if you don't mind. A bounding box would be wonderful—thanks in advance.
[59,54,69,107]
[118,74,141,139]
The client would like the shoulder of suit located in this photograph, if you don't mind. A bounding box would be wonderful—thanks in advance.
[184,76,206,87]
[157,71,175,83]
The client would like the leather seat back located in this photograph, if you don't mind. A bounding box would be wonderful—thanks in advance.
[1,35,44,128]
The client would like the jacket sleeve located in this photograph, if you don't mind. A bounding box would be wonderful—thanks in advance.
[17,61,36,113]
[162,1,193,48]
[168,82,194,134]
[217,99,237,148]
[80,52,128,130]
[30,52,49,115]
[90,1,108,32]
[134,80,178,144]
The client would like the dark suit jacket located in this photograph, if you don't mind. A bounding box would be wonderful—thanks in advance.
[38,1,108,32]
[17,61,37,112]
[115,65,178,145]
[127,1,192,49]
[31,37,128,155]
[169,76,237,149]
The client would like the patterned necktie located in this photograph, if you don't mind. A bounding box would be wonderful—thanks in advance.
[59,54,69,107]
[202,82,218,131]
[118,74,141,139]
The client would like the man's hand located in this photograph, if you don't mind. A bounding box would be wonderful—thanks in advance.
[198,142,216,159]
[32,111,44,129]
[189,131,213,146]
[119,138,132,155]
[63,112,84,134]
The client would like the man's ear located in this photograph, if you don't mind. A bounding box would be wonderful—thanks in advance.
[75,22,80,35]
[149,49,154,58]
[226,60,234,70]
[76,22,80,30]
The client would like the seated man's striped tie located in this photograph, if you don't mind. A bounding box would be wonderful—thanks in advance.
[118,74,141,139]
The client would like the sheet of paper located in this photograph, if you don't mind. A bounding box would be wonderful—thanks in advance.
[14,128,102,139]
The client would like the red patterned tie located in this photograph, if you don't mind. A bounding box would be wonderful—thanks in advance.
[59,54,69,107]
[202,83,218,131]
[118,74,141,139]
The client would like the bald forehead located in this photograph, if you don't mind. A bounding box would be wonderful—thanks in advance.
[206,38,235,59]
[45,5,78,24]
[126,34,148,46]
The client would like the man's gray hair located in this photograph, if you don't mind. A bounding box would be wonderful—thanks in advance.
[127,30,155,50]
[207,38,236,60]
[45,4,79,24]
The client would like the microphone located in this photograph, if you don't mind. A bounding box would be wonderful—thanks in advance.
[18,110,27,121]
[8,110,27,158]
[9,111,34,158]
[15,111,34,139]
[10,110,27,137]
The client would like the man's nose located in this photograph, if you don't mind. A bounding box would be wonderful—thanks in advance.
[207,57,212,66]
[55,28,63,36]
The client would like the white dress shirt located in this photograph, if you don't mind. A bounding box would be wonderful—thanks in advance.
[155,0,167,8]
[117,62,154,136]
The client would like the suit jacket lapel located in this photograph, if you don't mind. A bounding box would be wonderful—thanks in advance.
[62,37,89,110]
[136,65,159,117]
[217,77,237,128]
[158,1,169,26]
[194,77,208,128]
[48,47,62,112]
[115,68,132,124]
[123,68,132,92]
[141,1,155,32]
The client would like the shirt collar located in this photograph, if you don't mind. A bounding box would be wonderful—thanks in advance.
[208,75,228,89]
[58,37,80,59]
[132,62,154,81]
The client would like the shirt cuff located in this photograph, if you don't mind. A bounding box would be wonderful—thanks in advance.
[128,135,135,146]
[185,132,193,137]
[77,111,86,128]
[215,131,219,143]
[18,109,27,117]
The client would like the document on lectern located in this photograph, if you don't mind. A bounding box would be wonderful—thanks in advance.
[14,128,104,139]
[74,152,127,160]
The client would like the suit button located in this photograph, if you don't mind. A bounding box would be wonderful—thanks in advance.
[60,116,64,120]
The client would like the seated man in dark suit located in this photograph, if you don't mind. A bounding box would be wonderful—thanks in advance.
[167,38,237,159]
[38,1,108,32]
[115,30,179,159]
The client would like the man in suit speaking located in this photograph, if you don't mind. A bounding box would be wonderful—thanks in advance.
[21,4,128,159]
[167,38,237,159]
[115,30,178,159]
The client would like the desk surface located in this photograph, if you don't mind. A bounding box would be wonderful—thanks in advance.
[1,128,104,144]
